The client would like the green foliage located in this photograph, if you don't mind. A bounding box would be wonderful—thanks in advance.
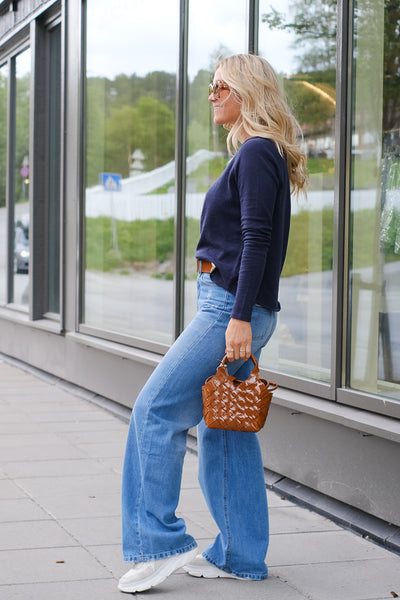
[86,73,176,187]
[85,216,202,274]
[282,208,334,277]
[0,69,7,208]
[262,0,337,72]
[85,216,176,271]
[136,97,175,171]
[187,156,229,192]
[14,73,30,203]
[104,104,143,177]
[307,157,334,175]
[86,207,398,278]
[284,77,335,129]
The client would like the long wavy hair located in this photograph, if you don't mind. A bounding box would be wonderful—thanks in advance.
[216,54,307,196]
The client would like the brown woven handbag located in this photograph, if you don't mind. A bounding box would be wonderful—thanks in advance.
[202,354,278,432]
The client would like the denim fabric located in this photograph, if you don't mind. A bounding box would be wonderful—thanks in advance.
[121,273,277,579]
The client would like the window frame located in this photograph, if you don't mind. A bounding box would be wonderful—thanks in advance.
[74,0,400,419]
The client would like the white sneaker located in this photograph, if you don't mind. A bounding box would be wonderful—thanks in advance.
[183,554,245,579]
[118,547,197,593]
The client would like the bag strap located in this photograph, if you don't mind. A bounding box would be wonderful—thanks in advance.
[219,353,260,376]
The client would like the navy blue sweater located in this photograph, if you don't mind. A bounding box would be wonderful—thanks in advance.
[195,137,291,322]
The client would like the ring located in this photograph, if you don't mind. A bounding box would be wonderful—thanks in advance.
[239,348,245,353]
[227,348,234,352]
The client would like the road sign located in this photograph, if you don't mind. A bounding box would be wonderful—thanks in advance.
[20,166,29,177]
[102,173,122,192]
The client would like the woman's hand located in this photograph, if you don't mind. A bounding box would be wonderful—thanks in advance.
[225,318,252,362]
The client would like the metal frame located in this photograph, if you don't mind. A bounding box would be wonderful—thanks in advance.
[6,53,15,304]
[29,6,62,323]
[248,0,259,54]
[173,0,189,340]
[77,0,85,332]
[332,0,353,399]
[29,18,48,320]
[335,0,400,419]
[0,1,63,321]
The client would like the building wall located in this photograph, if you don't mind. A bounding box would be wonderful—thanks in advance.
[1,0,399,528]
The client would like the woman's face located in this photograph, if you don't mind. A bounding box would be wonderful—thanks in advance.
[209,68,241,127]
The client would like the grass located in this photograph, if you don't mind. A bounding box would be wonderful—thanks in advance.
[85,207,399,277]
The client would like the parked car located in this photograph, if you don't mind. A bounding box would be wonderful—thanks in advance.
[14,217,30,274]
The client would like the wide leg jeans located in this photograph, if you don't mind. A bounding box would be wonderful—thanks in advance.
[121,273,277,579]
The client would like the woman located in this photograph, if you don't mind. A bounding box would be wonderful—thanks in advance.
[118,53,307,594]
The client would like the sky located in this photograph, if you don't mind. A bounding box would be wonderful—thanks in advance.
[86,0,294,80]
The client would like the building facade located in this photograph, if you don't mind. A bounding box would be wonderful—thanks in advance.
[1,0,400,535]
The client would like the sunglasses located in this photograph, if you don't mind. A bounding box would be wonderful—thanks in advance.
[209,80,230,98]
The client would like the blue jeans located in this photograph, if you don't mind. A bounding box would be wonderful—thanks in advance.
[121,273,277,579]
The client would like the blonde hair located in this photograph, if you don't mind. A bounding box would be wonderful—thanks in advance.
[217,54,307,196]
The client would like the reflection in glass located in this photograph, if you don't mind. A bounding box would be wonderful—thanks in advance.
[184,0,247,326]
[349,0,400,400]
[0,63,8,306]
[47,25,61,314]
[258,0,336,382]
[84,1,178,344]
[12,49,31,308]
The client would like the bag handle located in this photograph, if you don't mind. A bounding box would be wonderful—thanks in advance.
[218,354,278,392]
[219,353,260,375]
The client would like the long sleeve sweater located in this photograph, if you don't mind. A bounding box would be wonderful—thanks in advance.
[195,136,291,322]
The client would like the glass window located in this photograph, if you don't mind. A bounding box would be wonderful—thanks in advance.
[0,62,8,306]
[83,0,178,345]
[12,49,31,308]
[47,25,61,314]
[258,0,337,383]
[348,0,400,401]
[184,0,248,325]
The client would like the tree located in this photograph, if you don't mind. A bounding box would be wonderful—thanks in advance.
[262,0,337,72]
[136,96,175,171]
[188,69,213,154]
[104,105,143,177]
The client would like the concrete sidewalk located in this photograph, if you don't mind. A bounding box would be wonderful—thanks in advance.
[0,357,400,600]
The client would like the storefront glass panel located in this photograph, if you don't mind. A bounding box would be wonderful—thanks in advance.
[12,49,31,308]
[184,0,248,325]
[0,62,8,306]
[348,0,400,401]
[258,0,336,382]
[83,0,178,345]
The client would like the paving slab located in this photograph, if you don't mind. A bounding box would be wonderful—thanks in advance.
[58,427,127,445]
[18,490,122,520]
[2,457,114,478]
[73,440,126,458]
[28,409,115,423]
[269,504,346,534]
[0,546,110,585]
[16,472,122,498]
[36,418,128,433]
[272,557,400,600]
[0,478,27,499]
[0,497,50,522]
[0,520,79,551]
[268,529,389,567]
[0,579,121,600]
[58,515,122,546]
[0,432,63,447]
[0,442,89,462]
[97,456,124,474]
[178,486,211,513]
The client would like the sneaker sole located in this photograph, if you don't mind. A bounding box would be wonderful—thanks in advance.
[118,548,197,593]
[183,564,243,579]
